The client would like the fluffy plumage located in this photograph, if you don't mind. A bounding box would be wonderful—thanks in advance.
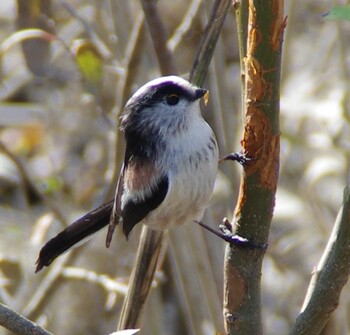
[36,76,218,272]
[107,76,218,243]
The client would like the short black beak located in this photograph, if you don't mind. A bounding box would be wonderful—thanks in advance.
[194,88,208,100]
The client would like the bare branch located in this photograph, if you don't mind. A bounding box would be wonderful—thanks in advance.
[167,0,202,52]
[0,303,54,335]
[62,266,128,295]
[190,0,232,86]
[224,1,285,334]
[24,253,70,317]
[141,0,177,74]
[104,13,146,202]
[0,140,67,225]
[117,227,164,329]
[290,187,350,335]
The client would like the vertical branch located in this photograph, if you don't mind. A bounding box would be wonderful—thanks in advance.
[140,0,177,74]
[234,0,248,103]
[117,0,177,330]
[16,0,54,76]
[224,1,285,334]
[117,227,164,329]
[190,0,231,86]
[104,13,145,202]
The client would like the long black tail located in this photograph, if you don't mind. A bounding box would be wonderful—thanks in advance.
[35,200,114,273]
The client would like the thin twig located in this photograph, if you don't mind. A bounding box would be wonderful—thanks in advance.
[23,253,71,317]
[0,303,54,335]
[0,140,41,204]
[61,266,128,295]
[104,13,146,202]
[290,187,350,335]
[0,141,67,225]
[118,13,146,110]
[168,223,224,334]
[117,227,164,329]
[167,0,202,52]
[59,0,112,60]
[189,0,232,86]
[141,0,177,74]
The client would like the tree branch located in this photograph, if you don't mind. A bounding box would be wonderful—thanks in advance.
[117,227,164,329]
[224,1,285,334]
[0,303,54,335]
[290,187,350,335]
[189,0,232,86]
[140,0,177,74]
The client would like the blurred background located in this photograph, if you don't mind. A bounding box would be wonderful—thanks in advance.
[0,0,350,334]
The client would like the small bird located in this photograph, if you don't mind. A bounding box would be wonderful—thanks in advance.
[36,76,219,272]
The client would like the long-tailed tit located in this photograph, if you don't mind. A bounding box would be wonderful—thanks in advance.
[36,76,219,272]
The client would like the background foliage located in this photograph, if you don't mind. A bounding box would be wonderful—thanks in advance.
[0,0,350,334]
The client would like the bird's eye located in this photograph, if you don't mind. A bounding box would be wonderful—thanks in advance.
[166,94,180,105]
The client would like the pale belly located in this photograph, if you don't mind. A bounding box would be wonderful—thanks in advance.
[143,156,218,230]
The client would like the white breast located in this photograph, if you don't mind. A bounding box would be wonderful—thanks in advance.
[144,115,218,230]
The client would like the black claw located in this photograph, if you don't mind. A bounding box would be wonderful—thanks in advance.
[219,218,267,250]
[219,152,252,166]
[195,219,267,250]
[220,217,233,234]
[225,233,268,250]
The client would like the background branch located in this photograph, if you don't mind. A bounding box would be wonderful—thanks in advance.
[140,0,177,74]
[290,187,350,335]
[117,228,164,330]
[104,12,146,202]
[189,0,232,85]
[0,303,53,335]
[0,140,67,224]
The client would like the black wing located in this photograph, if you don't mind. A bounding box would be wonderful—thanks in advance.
[35,201,113,272]
[106,165,125,247]
[107,138,169,243]
[121,175,169,239]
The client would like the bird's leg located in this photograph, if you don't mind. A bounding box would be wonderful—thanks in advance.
[219,152,252,165]
[195,218,268,250]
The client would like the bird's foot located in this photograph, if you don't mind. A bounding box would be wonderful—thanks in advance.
[219,218,268,249]
[219,152,252,166]
[195,218,267,250]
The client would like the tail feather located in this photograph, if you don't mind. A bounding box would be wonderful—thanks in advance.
[35,200,113,273]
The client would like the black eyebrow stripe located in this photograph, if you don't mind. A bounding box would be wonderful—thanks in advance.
[123,81,198,113]
[151,84,190,100]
